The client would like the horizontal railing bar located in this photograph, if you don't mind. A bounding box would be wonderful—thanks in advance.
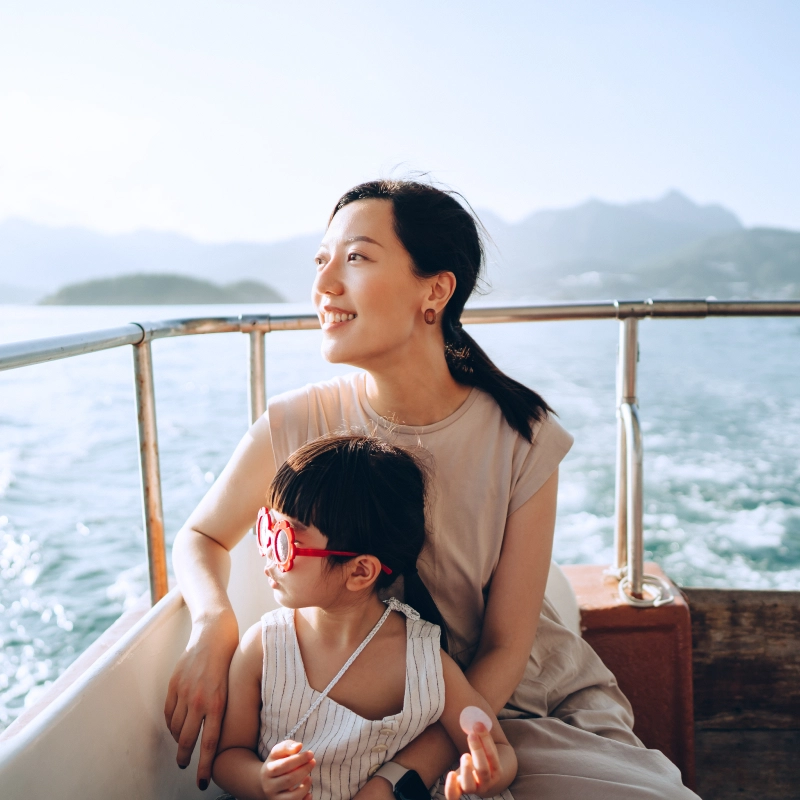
[463,303,616,323]
[3,299,800,373]
[0,325,145,372]
[704,300,800,316]
[139,318,250,340]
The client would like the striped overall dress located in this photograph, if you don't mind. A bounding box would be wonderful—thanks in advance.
[258,599,513,800]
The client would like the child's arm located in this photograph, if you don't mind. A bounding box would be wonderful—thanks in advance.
[212,622,316,800]
[438,652,517,799]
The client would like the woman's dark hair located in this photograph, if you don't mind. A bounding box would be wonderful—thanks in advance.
[331,179,553,441]
[267,434,448,650]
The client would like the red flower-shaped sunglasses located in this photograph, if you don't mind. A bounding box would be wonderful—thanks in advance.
[256,508,392,575]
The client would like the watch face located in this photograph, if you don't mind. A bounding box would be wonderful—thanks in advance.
[394,770,430,800]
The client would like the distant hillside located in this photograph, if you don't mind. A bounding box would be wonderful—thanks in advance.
[0,221,318,303]
[40,274,285,305]
[483,190,743,296]
[538,228,800,301]
[3,190,798,303]
[643,228,800,298]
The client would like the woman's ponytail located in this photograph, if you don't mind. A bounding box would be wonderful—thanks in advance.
[332,179,555,443]
[403,566,449,653]
[443,316,552,442]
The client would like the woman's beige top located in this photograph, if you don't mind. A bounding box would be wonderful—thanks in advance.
[268,372,572,669]
[269,373,699,799]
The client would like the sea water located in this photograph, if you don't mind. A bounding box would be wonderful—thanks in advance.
[1,304,799,730]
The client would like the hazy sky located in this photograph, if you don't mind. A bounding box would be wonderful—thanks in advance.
[1,1,798,242]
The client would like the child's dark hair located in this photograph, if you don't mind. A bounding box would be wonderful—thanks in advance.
[267,434,448,651]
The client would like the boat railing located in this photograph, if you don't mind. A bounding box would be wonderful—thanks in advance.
[2,299,800,607]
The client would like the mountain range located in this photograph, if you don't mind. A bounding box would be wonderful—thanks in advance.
[40,274,284,305]
[1,190,797,304]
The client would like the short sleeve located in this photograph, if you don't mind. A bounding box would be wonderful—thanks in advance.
[508,414,574,516]
[267,384,311,467]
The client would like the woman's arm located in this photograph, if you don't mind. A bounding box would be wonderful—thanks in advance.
[464,468,558,712]
[165,413,278,787]
[355,469,559,800]
[438,653,517,797]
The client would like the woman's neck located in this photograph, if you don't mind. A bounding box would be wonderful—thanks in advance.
[363,337,472,426]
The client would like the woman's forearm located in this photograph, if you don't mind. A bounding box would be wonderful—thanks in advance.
[465,642,532,715]
[173,525,236,624]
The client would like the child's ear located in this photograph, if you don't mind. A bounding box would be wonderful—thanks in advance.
[345,555,382,592]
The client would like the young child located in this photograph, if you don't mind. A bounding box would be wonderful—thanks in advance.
[212,435,517,800]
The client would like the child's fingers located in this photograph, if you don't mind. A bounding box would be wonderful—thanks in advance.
[262,751,316,799]
[458,753,479,795]
[264,758,316,792]
[467,724,499,781]
[268,740,304,761]
[474,724,500,774]
[264,748,316,781]
[444,770,463,800]
[466,732,490,784]
[275,776,314,800]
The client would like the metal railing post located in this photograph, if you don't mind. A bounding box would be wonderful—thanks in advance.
[248,330,267,425]
[614,317,674,607]
[620,403,644,598]
[614,318,638,575]
[132,339,168,605]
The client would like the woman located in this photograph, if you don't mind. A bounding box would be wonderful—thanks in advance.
[165,180,697,799]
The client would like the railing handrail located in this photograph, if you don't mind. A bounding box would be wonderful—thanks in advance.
[3,299,800,373]
[3,298,800,606]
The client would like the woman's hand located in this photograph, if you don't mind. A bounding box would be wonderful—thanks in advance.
[260,741,316,800]
[164,610,240,786]
[444,724,507,800]
[168,415,278,786]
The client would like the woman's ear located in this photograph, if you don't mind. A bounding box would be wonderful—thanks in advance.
[344,555,383,592]
[422,271,457,315]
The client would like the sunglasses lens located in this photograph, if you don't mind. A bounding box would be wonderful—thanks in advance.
[275,529,290,564]
[256,516,268,549]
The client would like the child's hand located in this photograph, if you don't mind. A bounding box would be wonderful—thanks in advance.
[444,723,502,800]
[260,740,316,800]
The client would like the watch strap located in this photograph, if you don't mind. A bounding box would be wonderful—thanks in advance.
[374,761,409,789]
[393,769,430,800]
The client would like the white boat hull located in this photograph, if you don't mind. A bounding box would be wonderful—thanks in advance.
[0,536,578,799]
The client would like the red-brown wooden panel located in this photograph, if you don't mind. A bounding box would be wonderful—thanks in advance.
[562,563,695,789]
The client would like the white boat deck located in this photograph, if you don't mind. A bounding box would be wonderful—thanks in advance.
[0,533,580,799]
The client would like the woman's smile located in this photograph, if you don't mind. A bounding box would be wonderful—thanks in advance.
[319,306,357,329]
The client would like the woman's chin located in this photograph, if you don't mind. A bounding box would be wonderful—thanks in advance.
[320,339,357,365]
[320,334,384,368]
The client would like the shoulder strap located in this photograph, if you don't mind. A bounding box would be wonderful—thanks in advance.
[283,603,394,741]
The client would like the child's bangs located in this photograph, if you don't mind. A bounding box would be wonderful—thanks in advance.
[265,438,373,547]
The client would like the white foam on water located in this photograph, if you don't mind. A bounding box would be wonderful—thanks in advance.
[2,309,799,729]
[714,504,793,550]
[106,562,149,611]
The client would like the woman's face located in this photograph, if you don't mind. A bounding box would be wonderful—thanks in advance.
[312,199,431,369]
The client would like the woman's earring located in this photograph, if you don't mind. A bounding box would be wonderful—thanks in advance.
[424,309,436,325]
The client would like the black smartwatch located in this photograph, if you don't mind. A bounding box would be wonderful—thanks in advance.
[375,763,430,800]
